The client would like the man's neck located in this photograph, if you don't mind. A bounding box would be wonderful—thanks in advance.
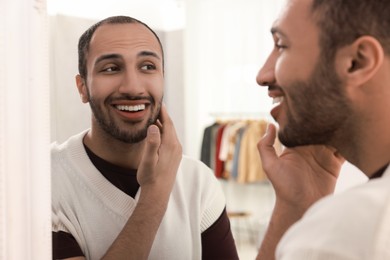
[83,129,145,169]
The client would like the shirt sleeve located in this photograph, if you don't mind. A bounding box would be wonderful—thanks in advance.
[201,208,239,260]
[52,231,84,259]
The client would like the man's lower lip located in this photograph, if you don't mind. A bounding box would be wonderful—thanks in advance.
[116,109,147,120]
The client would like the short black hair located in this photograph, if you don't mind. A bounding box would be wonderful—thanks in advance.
[311,0,390,60]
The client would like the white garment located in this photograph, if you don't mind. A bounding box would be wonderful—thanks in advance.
[52,130,226,260]
[277,166,390,260]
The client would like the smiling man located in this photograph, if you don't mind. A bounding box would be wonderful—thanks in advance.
[51,16,238,260]
[255,0,390,259]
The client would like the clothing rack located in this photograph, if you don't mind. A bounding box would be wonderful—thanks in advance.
[200,117,276,184]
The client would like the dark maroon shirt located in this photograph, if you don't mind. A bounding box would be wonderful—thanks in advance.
[52,144,238,259]
[369,164,388,180]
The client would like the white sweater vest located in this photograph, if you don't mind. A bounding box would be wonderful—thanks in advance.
[52,130,226,260]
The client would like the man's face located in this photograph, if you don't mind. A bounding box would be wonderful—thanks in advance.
[78,23,164,143]
[256,0,352,147]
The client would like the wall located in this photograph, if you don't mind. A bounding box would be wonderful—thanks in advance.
[50,15,93,143]
[163,30,186,143]
[0,0,51,259]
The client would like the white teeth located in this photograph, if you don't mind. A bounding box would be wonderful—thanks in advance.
[273,96,284,105]
[116,104,146,112]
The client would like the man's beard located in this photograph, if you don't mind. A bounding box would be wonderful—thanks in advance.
[88,92,162,144]
[278,56,353,148]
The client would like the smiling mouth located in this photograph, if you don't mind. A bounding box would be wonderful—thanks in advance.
[115,104,146,112]
[272,96,284,106]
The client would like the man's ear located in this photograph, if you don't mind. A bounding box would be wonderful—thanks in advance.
[336,36,384,88]
[76,74,89,103]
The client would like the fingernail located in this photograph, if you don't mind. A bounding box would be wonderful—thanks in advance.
[148,125,159,134]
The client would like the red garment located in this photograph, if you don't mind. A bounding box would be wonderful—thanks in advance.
[214,124,226,178]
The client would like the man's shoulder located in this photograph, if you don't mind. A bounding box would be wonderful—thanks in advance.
[176,155,222,193]
[278,177,390,259]
[51,130,90,183]
[178,155,215,178]
[308,176,390,221]
[51,130,88,155]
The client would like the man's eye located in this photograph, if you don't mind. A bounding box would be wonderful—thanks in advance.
[141,64,156,71]
[102,66,119,72]
[275,42,287,50]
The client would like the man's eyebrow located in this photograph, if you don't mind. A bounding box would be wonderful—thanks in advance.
[138,51,161,60]
[94,53,122,65]
[94,51,161,65]
[271,27,288,39]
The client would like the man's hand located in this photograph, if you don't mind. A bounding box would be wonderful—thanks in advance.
[137,104,182,197]
[102,104,182,260]
[258,123,344,212]
[256,124,344,260]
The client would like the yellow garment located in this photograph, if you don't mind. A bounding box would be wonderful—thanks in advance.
[237,120,268,183]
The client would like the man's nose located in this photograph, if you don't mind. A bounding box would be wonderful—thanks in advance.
[256,55,276,87]
[118,69,145,95]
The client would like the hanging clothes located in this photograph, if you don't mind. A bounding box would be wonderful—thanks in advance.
[231,126,246,180]
[200,118,280,183]
[200,122,220,169]
[237,120,268,183]
[214,124,227,178]
[221,121,247,179]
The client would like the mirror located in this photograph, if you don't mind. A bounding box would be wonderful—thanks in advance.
[48,2,285,258]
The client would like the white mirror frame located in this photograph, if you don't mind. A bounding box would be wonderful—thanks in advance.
[0,0,51,259]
